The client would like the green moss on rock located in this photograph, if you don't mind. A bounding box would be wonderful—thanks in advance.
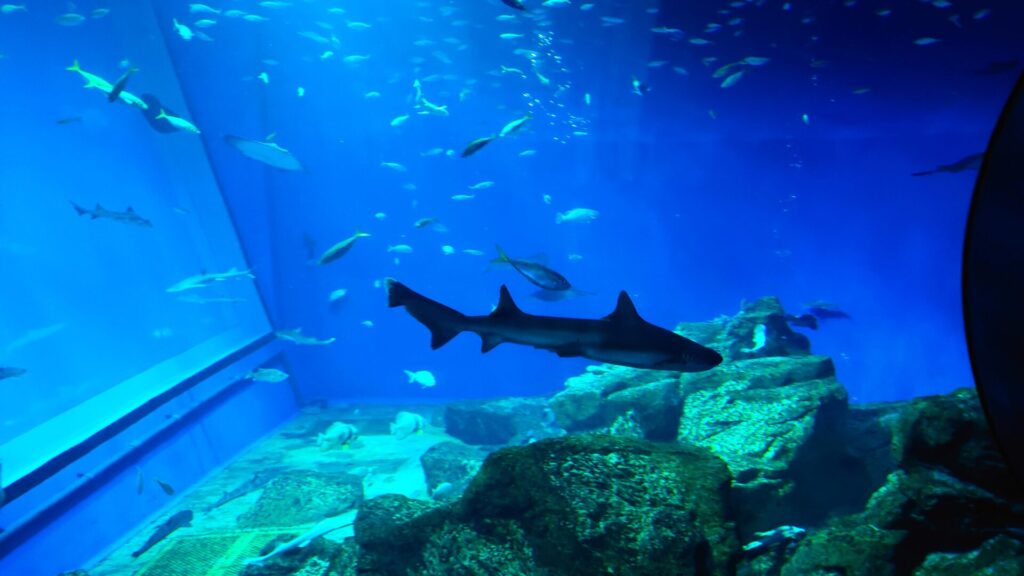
[354,435,740,576]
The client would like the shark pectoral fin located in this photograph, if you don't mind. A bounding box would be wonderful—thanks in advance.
[481,335,503,353]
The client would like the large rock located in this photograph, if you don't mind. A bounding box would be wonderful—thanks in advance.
[913,536,1024,576]
[419,441,488,501]
[548,365,684,440]
[443,397,552,445]
[678,355,871,534]
[676,296,810,363]
[237,471,363,528]
[781,522,905,576]
[890,387,1019,500]
[861,468,1024,565]
[354,494,444,574]
[355,494,536,576]
[841,387,1020,508]
[782,467,1024,575]
[355,435,740,576]
[843,400,906,490]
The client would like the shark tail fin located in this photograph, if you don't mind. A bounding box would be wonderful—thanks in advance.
[70,201,87,216]
[386,279,465,349]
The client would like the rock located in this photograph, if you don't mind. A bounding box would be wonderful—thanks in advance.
[443,397,552,445]
[606,409,646,439]
[861,468,1024,562]
[354,494,447,575]
[676,296,810,363]
[417,518,538,575]
[678,355,871,535]
[354,435,740,576]
[464,435,739,575]
[781,522,904,576]
[548,365,683,440]
[843,401,906,490]
[419,441,488,500]
[891,388,1020,500]
[913,536,1024,576]
[357,495,537,576]
[237,471,363,528]
[841,387,1021,520]
[783,468,1024,575]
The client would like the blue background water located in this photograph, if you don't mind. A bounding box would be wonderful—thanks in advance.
[2,0,1023,441]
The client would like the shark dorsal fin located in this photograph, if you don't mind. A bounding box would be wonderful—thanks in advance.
[606,291,642,322]
[127,206,136,213]
[491,285,522,318]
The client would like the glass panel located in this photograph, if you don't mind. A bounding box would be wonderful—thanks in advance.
[0,2,271,451]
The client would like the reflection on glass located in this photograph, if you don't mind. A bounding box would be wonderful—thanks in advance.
[0,2,270,447]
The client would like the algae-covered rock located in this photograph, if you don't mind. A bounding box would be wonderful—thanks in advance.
[443,397,551,445]
[783,467,1024,575]
[842,387,1019,516]
[548,365,683,440]
[843,400,906,489]
[354,435,739,576]
[355,494,538,575]
[721,296,811,360]
[676,296,810,363]
[460,434,739,576]
[913,536,1024,576]
[354,494,443,574]
[237,471,363,528]
[417,519,538,576]
[891,387,1019,499]
[861,468,1022,548]
[678,355,868,534]
[419,441,488,500]
[605,409,646,439]
[781,523,905,576]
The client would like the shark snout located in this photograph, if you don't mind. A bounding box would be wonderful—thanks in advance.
[701,348,724,370]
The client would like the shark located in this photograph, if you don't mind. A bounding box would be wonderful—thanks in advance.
[165,267,254,293]
[386,280,722,372]
[131,510,192,558]
[71,202,152,227]
[911,152,984,176]
[244,513,354,565]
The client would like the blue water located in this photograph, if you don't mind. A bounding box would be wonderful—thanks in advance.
[2,0,1022,445]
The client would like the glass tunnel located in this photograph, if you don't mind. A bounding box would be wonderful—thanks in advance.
[0,1,1022,575]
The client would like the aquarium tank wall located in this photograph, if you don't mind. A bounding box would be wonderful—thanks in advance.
[1,1,1022,575]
